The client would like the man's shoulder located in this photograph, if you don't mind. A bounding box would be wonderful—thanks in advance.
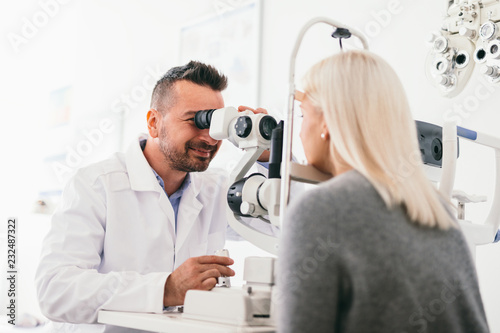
[74,152,127,183]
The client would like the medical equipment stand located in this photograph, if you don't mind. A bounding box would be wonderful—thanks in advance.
[440,122,500,258]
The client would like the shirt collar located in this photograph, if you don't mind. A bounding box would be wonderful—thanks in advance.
[140,139,191,197]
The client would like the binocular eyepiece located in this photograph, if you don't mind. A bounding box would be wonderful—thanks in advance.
[194,109,216,129]
[194,107,278,141]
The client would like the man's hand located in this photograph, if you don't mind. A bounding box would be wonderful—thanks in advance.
[163,255,235,306]
[238,106,271,162]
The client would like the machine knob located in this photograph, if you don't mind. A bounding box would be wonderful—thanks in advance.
[488,40,500,59]
[240,201,255,215]
[436,75,453,87]
[235,116,252,138]
[480,21,497,41]
[214,249,231,288]
[480,65,500,78]
[459,27,476,38]
[433,36,449,53]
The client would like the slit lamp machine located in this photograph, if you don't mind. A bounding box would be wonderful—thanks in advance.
[98,12,500,333]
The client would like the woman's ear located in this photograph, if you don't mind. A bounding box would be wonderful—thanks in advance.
[147,109,160,138]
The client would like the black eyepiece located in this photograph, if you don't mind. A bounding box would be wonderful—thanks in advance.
[194,109,216,129]
[259,115,278,140]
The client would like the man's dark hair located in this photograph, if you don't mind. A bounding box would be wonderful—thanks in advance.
[150,61,228,112]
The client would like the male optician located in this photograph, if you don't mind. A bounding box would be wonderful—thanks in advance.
[35,61,269,332]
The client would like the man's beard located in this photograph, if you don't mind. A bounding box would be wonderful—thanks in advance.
[158,131,218,172]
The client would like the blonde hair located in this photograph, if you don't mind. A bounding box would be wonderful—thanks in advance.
[302,50,456,229]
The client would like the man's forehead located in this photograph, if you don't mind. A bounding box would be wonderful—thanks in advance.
[170,81,224,112]
[173,80,209,96]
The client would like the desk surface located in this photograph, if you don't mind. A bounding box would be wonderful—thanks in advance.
[98,310,276,333]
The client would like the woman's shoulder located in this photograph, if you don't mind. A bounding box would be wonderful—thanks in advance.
[300,169,375,202]
[287,169,377,219]
[324,169,374,192]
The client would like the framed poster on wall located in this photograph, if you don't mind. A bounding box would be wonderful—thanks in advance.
[179,0,262,108]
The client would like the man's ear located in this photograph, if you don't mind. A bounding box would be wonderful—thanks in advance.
[147,109,161,138]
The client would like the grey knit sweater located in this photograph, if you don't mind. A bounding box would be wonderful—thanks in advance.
[277,170,489,333]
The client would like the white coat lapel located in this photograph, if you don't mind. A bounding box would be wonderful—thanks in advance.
[175,176,203,252]
[125,134,176,229]
[126,134,162,193]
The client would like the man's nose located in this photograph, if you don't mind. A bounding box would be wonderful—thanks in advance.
[199,128,219,146]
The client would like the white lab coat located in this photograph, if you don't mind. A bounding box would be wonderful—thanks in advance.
[35,134,229,332]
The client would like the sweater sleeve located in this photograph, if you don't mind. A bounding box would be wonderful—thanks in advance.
[35,170,169,324]
[277,190,348,333]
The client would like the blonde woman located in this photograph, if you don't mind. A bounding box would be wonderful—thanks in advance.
[277,50,489,333]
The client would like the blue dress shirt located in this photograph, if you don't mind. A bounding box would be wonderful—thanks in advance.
[140,139,191,234]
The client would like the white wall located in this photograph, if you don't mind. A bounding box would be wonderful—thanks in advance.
[1,0,499,331]
[0,0,219,323]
